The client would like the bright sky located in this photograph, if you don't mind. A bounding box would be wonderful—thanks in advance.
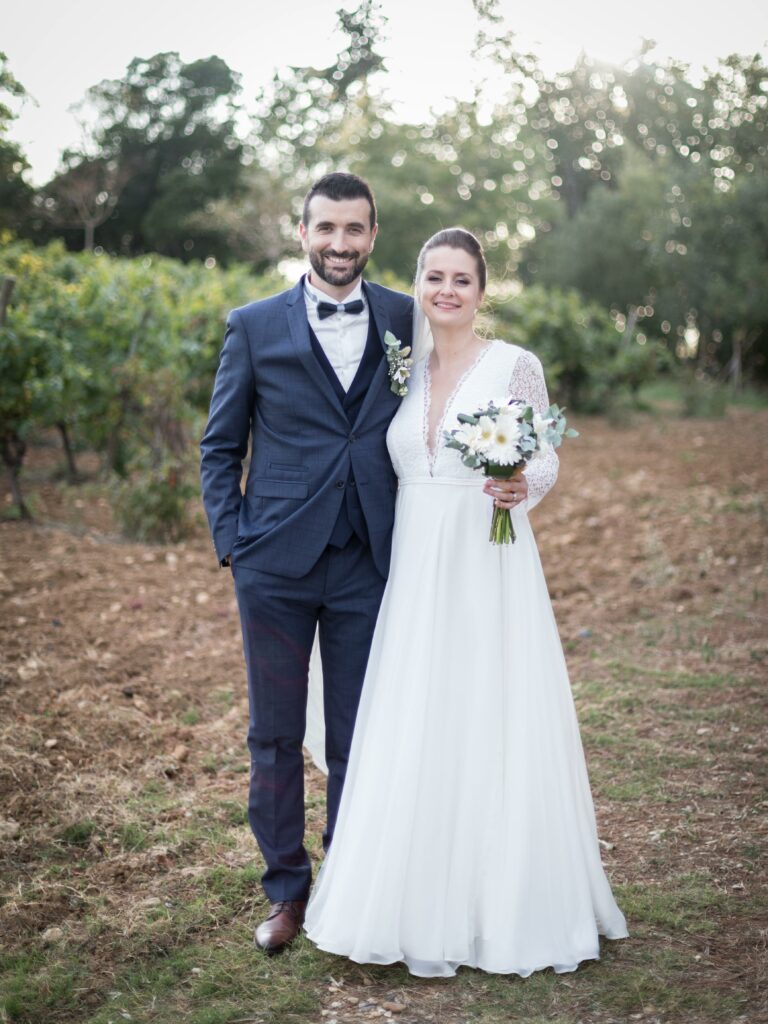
[5,0,767,184]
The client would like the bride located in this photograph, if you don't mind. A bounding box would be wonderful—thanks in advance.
[303,227,628,977]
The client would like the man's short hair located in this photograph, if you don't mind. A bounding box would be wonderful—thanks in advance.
[302,172,377,228]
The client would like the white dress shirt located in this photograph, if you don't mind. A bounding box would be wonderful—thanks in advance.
[304,276,369,392]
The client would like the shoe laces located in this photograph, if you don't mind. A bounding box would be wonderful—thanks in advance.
[268,900,305,922]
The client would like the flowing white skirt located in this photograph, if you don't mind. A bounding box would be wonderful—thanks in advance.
[304,479,628,977]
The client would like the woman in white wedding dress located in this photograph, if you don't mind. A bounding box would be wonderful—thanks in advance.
[303,228,628,977]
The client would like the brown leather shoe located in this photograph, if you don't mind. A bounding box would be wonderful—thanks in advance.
[254,900,307,954]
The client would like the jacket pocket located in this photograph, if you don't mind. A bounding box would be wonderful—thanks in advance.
[268,462,308,475]
[250,479,309,499]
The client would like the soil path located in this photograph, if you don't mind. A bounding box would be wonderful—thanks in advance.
[1,409,766,1024]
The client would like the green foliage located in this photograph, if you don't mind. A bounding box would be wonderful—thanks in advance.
[530,155,768,383]
[3,2,767,532]
[51,52,245,259]
[0,305,49,429]
[0,951,85,1023]
[492,285,668,411]
[11,3,766,381]
[112,462,198,543]
[680,375,729,418]
[244,4,768,379]
[252,0,388,172]
[529,156,668,308]
[0,273,50,516]
[59,820,97,846]
[0,53,34,234]
[0,241,281,527]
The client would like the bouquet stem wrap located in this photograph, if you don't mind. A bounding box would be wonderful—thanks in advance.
[484,463,524,545]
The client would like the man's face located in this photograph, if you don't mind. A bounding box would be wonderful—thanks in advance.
[299,195,378,292]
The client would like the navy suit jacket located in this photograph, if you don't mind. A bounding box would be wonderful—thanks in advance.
[200,277,414,579]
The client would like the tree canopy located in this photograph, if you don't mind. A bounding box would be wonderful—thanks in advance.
[0,53,34,235]
[40,52,245,261]
[5,3,768,379]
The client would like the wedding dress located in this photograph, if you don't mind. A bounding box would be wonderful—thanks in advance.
[303,340,628,977]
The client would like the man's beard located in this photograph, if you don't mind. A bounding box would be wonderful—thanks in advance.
[308,247,369,288]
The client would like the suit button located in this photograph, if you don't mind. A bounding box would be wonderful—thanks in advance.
[349,434,357,443]
[335,480,345,489]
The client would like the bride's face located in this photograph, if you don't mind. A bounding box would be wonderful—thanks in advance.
[418,247,484,333]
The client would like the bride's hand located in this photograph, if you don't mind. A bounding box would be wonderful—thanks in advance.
[483,473,528,509]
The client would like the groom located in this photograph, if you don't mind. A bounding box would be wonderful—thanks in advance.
[200,172,413,952]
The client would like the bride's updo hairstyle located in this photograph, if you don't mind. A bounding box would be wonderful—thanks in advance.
[414,227,487,294]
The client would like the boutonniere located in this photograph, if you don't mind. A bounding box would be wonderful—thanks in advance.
[384,331,413,397]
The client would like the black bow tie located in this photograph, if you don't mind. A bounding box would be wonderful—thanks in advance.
[316,299,365,320]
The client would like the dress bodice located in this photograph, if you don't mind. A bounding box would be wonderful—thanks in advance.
[386,341,559,510]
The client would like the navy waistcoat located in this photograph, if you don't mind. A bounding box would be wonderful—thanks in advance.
[308,317,384,547]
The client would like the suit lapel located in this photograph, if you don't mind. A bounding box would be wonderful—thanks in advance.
[352,282,396,429]
[364,280,392,354]
[286,278,347,420]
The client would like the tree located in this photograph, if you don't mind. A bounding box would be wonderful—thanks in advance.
[529,156,673,324]
[674,170,768,382]
[249,1,552,278]
[0,53,34,235]
[36,155,131,251]
[63,52,245,260]
[492,284,667,411]
[185,165,295,272]
[252,0,388,179]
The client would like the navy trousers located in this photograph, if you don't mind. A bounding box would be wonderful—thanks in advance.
[232,535,386,902]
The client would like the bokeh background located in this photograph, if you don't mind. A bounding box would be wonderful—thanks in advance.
[1,0,766,523]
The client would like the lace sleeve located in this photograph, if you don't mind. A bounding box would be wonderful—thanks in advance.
[507,349,559,511]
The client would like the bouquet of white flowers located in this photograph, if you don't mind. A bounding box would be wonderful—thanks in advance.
[443,398,578,544]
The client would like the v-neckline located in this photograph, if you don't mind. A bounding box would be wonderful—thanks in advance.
[423,343,493,474]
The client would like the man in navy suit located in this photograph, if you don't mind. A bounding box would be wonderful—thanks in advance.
[200,173,413,952]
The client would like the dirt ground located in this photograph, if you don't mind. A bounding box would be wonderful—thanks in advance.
[1,406,766,1024]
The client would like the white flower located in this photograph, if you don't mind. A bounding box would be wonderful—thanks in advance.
[495,415,522,444]
[487,418,522,465]
[496,405,523,429]
[454,422,486,455]
[384,330,412,396]
[477,415,496,447]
